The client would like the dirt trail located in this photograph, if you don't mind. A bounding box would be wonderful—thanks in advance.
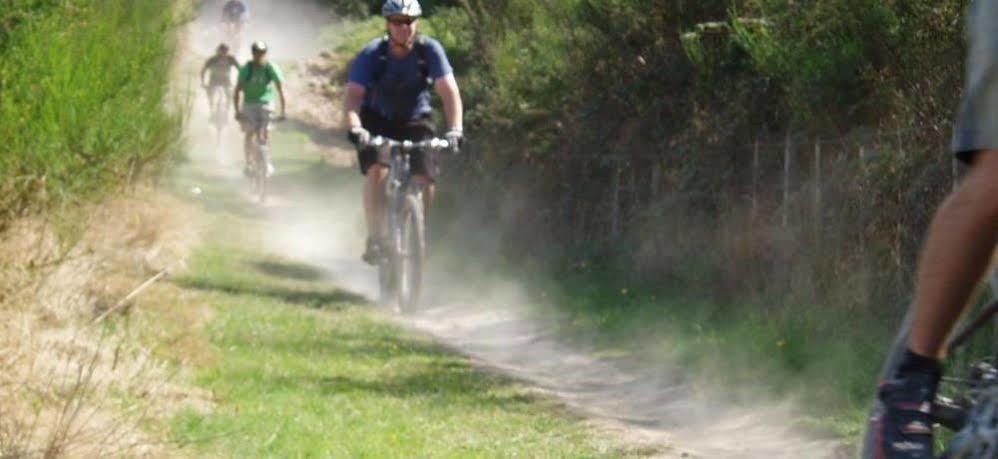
[182,3,851,457]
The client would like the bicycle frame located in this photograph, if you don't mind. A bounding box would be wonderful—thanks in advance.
[372,136,450,219]
[368,136,451,312]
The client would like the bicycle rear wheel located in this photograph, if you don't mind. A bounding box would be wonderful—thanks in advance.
[395,193,425,315]
[248,141,266,203]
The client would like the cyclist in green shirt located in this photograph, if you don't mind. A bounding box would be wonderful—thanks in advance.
[234,41,286,177]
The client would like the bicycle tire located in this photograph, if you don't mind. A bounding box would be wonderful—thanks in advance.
[255,144,267,204]
[378,255,395,307]
[396,193,425,315]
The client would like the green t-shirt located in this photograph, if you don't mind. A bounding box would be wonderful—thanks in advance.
[238,61,283,104]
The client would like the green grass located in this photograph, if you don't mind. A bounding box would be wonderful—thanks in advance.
[165,126,633,458]
[0,0,183,222]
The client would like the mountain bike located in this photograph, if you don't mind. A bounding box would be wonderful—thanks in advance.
[861,268,998,458]
[368,136,453,314]
[240,111,284,204]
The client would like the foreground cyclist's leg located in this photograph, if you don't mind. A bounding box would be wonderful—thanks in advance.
[874,153,998,459]
[873,3,998,456]
[909,153,998,358]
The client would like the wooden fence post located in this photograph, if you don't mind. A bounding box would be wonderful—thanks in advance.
[752,138,759,222]
[610,163,621,241]
[813,140,822,240]
[783,131,792,227]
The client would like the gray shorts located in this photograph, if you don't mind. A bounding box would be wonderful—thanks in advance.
[240,102,271,133]
[952,0,998,163]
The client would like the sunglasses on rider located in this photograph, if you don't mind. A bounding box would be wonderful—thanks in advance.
[387,16,416,26]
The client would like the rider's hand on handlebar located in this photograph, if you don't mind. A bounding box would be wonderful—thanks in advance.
[445,129,464,152]
[348,126,371,147]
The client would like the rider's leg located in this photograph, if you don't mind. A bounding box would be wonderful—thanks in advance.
[412,174,435,215]
[243,129,254,165]
[364,164,389,238]
[908,151,998,358]
[259,106,274,175]
[406,116,439,216]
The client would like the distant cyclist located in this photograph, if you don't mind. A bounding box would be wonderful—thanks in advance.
[234,41,286,178]
[870,1,998,457]
[221,0,249,37]
[342,0,464,264]
[200,43,239,111]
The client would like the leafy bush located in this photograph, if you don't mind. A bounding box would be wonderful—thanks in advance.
[0,0,182,225]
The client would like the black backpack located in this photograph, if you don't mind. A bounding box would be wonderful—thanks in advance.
[370,34,432,90]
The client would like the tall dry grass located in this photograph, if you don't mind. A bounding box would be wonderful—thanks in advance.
[0,189,212,459]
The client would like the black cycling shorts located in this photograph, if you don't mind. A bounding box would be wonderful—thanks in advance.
[358,107,440,180]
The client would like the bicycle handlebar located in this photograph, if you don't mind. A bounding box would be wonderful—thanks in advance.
[369,136,452,151]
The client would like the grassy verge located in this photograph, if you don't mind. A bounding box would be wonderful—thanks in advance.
[162,132,634,457]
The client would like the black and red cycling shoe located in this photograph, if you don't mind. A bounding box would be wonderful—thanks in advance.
[870,370,940,459]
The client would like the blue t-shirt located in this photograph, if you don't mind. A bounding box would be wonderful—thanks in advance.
[348,36,453,120]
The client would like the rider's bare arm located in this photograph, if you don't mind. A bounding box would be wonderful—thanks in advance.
[343,82,366,129]
[908,150,998,358]
[275,81,287,118]
[435,74,463,131]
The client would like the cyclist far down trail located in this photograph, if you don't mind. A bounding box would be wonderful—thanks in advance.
[867,1,998,458]
[201,43,240,111]
[222,0,249,29]
[342,0,465,265]
[234,41,286,179]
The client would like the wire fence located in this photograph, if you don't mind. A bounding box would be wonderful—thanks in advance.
[453,124,960,307]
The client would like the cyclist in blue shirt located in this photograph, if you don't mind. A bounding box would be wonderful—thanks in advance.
[343,0,464,264]
[222,0,249,39]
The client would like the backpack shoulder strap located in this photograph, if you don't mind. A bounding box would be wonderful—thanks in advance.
[412,35,432,87]
[371,36,432,86]
[370,36,391,86]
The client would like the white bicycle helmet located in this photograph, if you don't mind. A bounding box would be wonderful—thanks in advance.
[382,0,422,18]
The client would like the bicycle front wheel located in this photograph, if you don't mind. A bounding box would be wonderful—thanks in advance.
[395,193,425,315]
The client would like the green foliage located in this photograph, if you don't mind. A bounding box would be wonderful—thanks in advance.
[0,0,182,224]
